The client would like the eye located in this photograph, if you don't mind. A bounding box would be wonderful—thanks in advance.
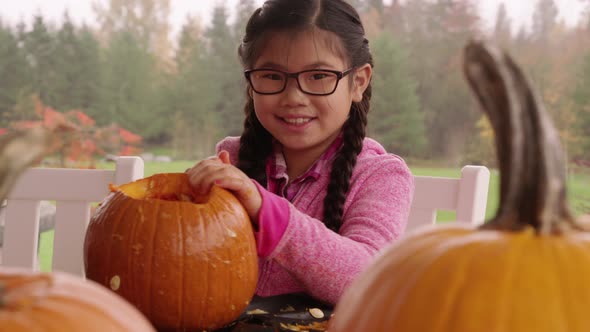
[310,72,332,80]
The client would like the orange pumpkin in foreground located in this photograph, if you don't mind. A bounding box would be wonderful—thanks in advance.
[0,268,155,331]
[329,41,590,331]
[84,173,258,331]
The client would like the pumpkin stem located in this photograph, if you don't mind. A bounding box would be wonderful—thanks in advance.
[463,41,579,235]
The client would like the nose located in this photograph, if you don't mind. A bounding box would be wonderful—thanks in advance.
[284,76,301,92]
[280,77,306,105]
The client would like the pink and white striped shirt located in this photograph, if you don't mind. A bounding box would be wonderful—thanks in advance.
[266,136,342,202]
[216,136,414,305]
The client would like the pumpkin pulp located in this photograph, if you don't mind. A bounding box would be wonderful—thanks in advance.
[110,172,207,204]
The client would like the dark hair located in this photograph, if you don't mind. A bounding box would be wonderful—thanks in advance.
[237,0,373,232]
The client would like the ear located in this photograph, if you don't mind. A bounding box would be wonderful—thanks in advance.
[351,63,372,103]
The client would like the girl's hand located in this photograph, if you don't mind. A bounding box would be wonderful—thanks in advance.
[186,150,262,222]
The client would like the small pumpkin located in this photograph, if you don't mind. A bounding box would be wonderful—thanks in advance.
[84,173,258,331]
[0,267,155,331]
[329,41,590,332]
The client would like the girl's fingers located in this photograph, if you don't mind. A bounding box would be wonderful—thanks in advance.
[214,176,261,220]
[186,159,262,220]
[218,150,231,164]
[184,154,220,173]
[189,153,231,189]
[205,154,221,161]
[187,159,227,194]
[213,176,247,193]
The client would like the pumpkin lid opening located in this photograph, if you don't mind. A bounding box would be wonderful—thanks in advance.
[111,173,207,204]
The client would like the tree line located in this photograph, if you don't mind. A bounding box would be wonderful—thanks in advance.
[0,0,589,166]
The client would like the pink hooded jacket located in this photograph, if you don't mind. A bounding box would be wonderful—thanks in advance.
[216,136,414,305]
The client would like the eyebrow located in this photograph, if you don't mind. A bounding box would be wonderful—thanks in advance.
[254,61,338,71]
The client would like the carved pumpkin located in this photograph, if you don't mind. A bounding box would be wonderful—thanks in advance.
[329,41,590,331]
[84,173,258,331]
[0,267,155,331]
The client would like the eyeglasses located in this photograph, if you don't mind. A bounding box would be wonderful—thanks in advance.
[244,68,354,96]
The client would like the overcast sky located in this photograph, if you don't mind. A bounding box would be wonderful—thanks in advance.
[0,0,586,35]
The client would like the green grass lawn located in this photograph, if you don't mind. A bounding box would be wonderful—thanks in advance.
[37,162,589,272]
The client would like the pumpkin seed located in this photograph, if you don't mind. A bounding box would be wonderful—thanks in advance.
[309,308,324,319]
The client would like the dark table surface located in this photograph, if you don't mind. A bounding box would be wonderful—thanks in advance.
[216,293,333,332]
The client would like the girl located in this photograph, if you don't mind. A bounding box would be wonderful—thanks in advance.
[186,0,414,306]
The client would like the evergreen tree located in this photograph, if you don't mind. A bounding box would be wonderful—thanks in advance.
[369,0,384,13]
[169,16,221,159]
[527,0,561,123]
[234,0,257,43]
[92,0,173,67]
[493,3,512,47]
[9,20,37,125]
[53,12,85,111]
[51,15,101,116]
[513,25,530,50]
[206,5,245,136]
[0,21,31,125]
[383,0,405,39]
[347,0,365,13]
[369,33,427,156]
[573,52,590,159]
[92,0,172,142]
[99,30,163,139]
[369,32,425,156]
[532,0,558,44]
[400,0,481,161]
[23,15,59,108]
[76,26,103,114]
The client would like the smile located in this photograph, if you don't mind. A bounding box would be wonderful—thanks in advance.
[281,117,313,125]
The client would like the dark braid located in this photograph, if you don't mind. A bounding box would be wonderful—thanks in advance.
[236,97,272,186]
[323,86,371,231]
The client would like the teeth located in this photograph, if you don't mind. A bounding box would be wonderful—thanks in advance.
[283,118,311,125]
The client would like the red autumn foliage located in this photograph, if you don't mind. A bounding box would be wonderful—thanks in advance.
[69,110,96,127]
[0,99,142,168]
[118,127,142,145]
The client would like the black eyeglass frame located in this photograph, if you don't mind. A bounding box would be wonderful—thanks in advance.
[244,67,355,96]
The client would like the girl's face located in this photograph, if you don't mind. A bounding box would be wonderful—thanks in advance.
[251,29,371,159]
